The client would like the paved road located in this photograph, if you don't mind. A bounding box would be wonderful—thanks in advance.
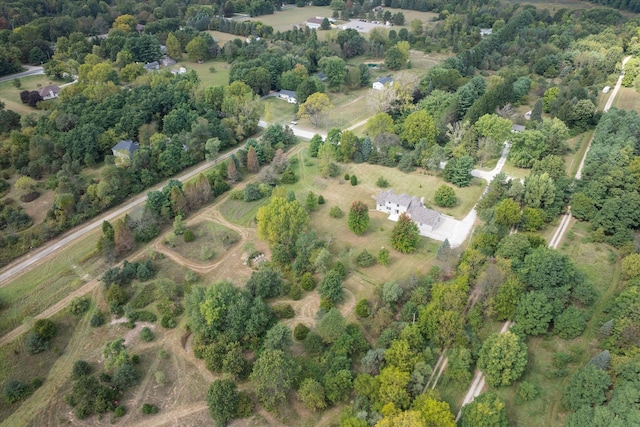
[260,120,326,140]
[0,145,244,286]
[0,66,44,83]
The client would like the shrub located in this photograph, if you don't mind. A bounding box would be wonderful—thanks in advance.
[26,332,49,354]
[350,175,358,186]
[294,323,310,341]
[183,229,195,242]
[140,327,155,342]
[236,391,254,418]
[142,403,159,414]
[288,283,302,300]
[69,297,90,315]
[161,315,177,328]
[376,176,389,188]
[155,371,166,386]
[516,381,538,404]
[554,306,586,339]
[355,299,371,318]
[377,247,390,265]
[317,195,325,204]
[72,360,91,378]
[273,304,295,319]
[129,310,157,323]
[356,249,376,267]
[32,318,57,340]
[434,185,457,208]
[90,311,105,327]
[115,406,126,417]
[329,206,343,218]
[300,272,316,291]
[344,173,350,180]
[3,380,30,403]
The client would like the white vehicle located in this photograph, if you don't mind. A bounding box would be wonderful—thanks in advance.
[603,86,611,93]
[290,120,298,125]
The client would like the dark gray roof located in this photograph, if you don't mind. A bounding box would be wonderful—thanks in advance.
[408,203,440,226]
[307,17,324,24]
[144,61,159,70]
[39,84,61,96]
[112,140,140,152]
[512,124,525,132]
[316,72,327,81]
[377,190,440,226]
[279,90,296,98]
[375,76,393,85]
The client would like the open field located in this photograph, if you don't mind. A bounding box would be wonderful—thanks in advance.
[492,220,620,426]
[174,60,231,88]
[513,0,617,11]
[0,229,103,337]
[262,97,297,125]
[237,6,335,32]
[612,86,640,112]
[564,130,593,178]
[207,30,245,45]
[0,74,62,105]
[163,220,241,264]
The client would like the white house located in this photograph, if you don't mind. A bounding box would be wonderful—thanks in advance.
[278,89,297,104]
[112,140,140,167]
[376,189,441,233]
[480,28,493,36]
[39,84,61,100]
[373,76,393,90]
[306,17,325,29]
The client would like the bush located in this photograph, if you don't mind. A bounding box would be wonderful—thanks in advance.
[72,360,91,378]
[236,391,254,418]
[69,297,90,315]
[317,195,325,204]
[554,306,586,339]
[3,380,30,403]
[434,185,457,208]
[329,206,343,218]
[142,403,159,414]
[356,249,376,267]
[355,299,371,318]
[20,191,40,202]
[377,247,390,265]
[273,304,295,319]
[140,327,155,342]
[300,272,316,291]
[32,318,57,340]
[26,332,49,354]
[129,310,157,323]
[516,381,538,404]
[288,283,302,300]
[344,173,350,180]
[90,311,105,327]
[350,175,358,186]
[161,315,177,328]
[376,176,389,188]
[183,229,195,242]
[115,406,126,417]
[294,323,310,340]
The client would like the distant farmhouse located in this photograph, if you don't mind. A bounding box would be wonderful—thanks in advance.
[278,89,297,104]
[306,17,325,30]
[376,190,441,233]
[112,140,139,167]
[39,84,61,100]
[373,76,393,90]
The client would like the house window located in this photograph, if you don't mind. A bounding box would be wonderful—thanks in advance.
[395,209,399,214]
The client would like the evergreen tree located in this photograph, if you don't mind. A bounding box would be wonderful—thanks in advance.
[391,212,419,253]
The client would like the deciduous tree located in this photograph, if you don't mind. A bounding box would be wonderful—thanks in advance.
[348,200,369,235]
[477,332,528,387]
[250,349,298,411]
[298,92,332,128]
[391,212,419,253]
[207,379,239,427]
[256,196,309,248]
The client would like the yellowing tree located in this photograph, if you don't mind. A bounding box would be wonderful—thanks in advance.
[298,92,332,128]
[256,195,309,248]
[401,110,436,148]
[112,14,136,33]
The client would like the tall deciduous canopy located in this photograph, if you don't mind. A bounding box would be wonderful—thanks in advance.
[250,349,299,411]
[460,392,508,427]
[348,200,370,235]
[477,331,528,387]
[298,92,333,128]
[256,195,309,248]
[401,110,436,148]
[391,212,420,253]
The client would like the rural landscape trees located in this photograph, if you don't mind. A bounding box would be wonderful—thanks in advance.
[1,1,640,426]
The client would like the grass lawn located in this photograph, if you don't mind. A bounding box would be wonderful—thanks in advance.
[207,30,245,45]
[0,74,63,104]
[491,220,620,426]
[163,220,241,263]
[262,97,297,125]
[219,197,269,227]
[564,130,593,178]
[0,229,101,337]
[173,59,231,87]
[612,86,640,111]
[239,6,334,32]
[513,0,609,11]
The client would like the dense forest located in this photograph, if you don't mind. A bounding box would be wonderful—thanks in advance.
[2,0,640,425]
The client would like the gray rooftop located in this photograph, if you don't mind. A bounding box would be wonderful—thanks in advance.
[112,140,140,152]
[377,189,440,226]
[279,89,296,98]
[375,76,393,84]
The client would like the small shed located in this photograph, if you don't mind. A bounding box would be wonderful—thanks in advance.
[112,140,140,167]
